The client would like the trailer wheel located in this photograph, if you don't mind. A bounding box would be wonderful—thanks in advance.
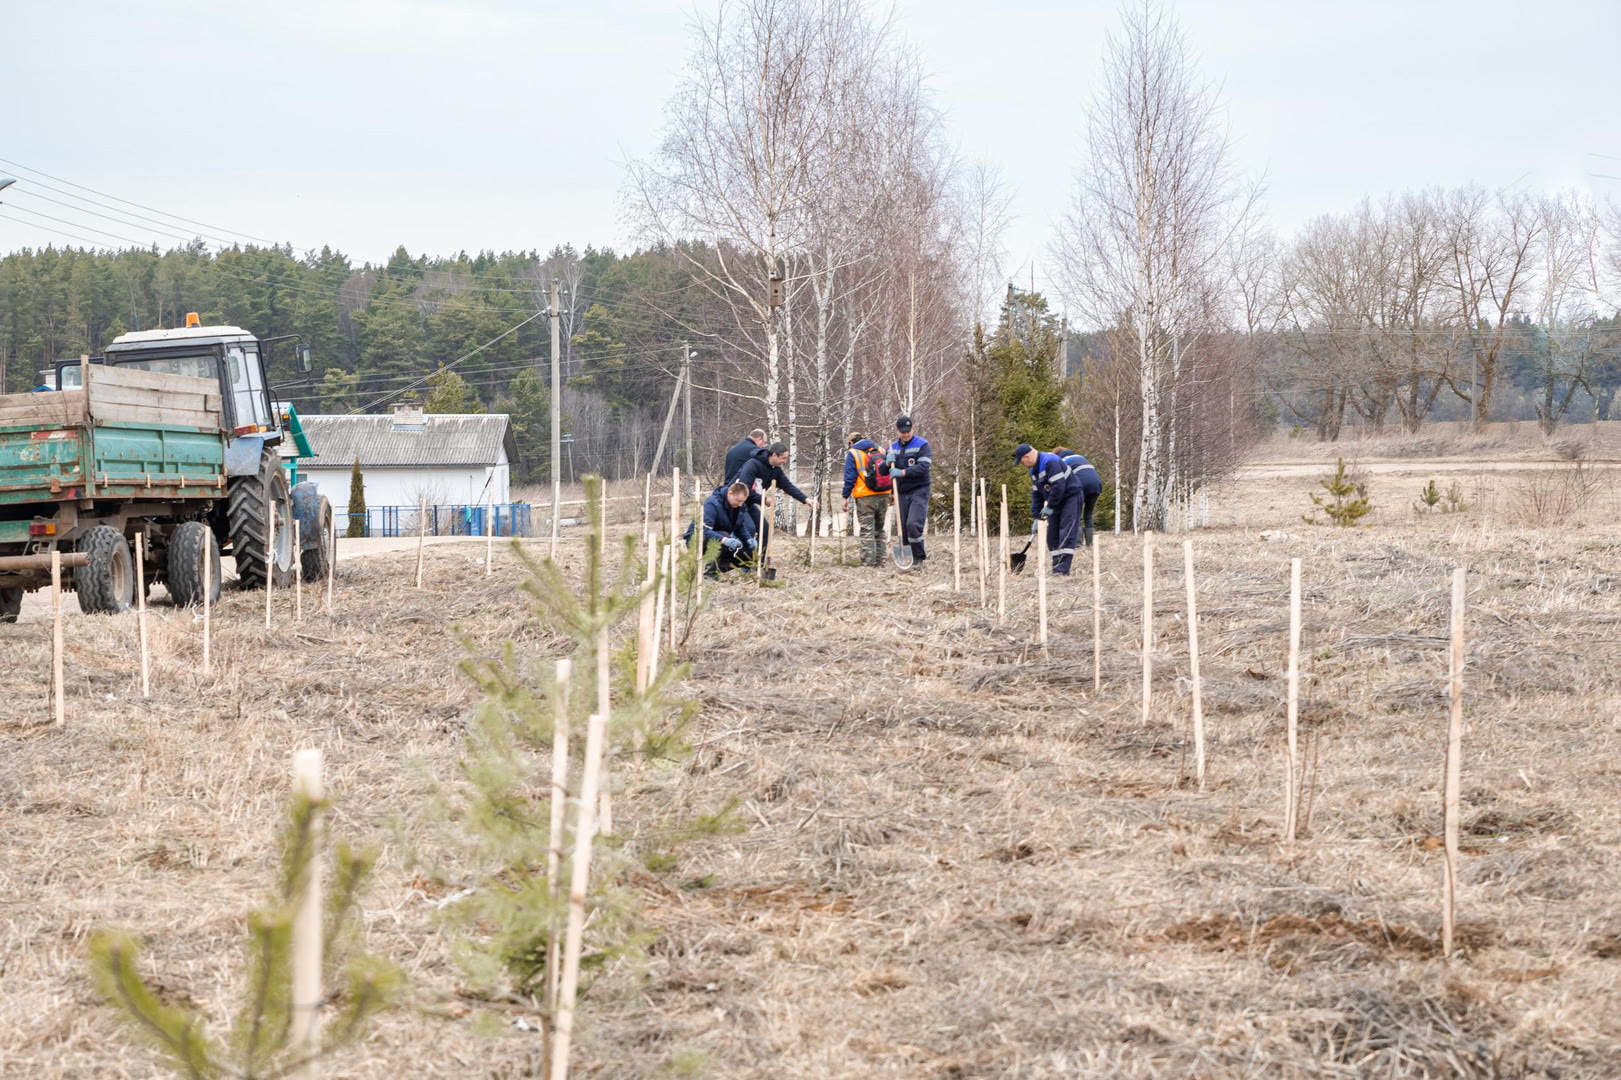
[300,496,334,582]
[75,526,134,614]
[0,587,20,623]
[228,449,293,590]
[166,521,220,608]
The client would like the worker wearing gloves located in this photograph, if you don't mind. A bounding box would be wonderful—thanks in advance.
[1054,447,1104,546]
[734,441,816,560]
[1017,442,1082,575]
[889,415,932,565]
[695,481,757,577]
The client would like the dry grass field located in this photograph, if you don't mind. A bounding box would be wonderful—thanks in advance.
[3,434,1621,1078]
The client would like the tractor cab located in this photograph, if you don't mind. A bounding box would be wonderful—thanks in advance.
[93,316,310,439]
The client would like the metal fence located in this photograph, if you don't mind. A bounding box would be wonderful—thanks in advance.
[340,503,533,539]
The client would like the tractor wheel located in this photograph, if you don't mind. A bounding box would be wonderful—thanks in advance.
[300,496,334,583]
[0,586,21,623]
[166,521,220,608]
[75,526,134,614]
[227,449,294,590]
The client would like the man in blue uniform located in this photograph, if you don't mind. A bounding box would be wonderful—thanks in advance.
[889,415,932,566]
[723,428,767,484]
[1017,442,1082,574]
[734,441,816,559]
[1054,447,1104,547]
[697,481,756,577]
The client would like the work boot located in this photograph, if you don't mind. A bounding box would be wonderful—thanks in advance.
[1082,527,1094,547]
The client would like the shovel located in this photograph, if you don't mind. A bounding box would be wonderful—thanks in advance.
[889,483,913,570]
[1008,537,1036,573]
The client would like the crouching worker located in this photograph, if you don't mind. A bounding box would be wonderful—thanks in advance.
[1017,442,1082,575]
[1054,447,1103,546]
[734,440,816,560]
[696,481,757,578]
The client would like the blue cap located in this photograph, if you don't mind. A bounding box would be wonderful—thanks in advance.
[1014,443,1034,462]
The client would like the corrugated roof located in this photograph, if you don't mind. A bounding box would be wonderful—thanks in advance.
[300,413,512,467]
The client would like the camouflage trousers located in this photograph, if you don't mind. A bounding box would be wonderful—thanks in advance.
[851,494,888,566]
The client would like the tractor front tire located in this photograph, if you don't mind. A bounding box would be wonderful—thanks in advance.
[0,586,21,623]
[75,526,134,614]
[228,450,293,590]
[166,521,220,608]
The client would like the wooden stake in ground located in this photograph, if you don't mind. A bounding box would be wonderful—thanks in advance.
[545,657,572,1013]
[289,747,324,1075]
[1184,540,1205,791]
[202,533,212,673]
[807,494,817,568]
[635,539,657,696]
[953,479,962,592]
[551,710,607,1080]
[1036,519,1048,645]
[135,532,150,699]
[485,487,494,577]
[669,468,680,642]
[997,487,1009,624]
[595,615,612,838]
[293,520,303,623]
[1442,566,1467,958]
[650,543,671,683]
[1092,536,1101,692]
[266,496,277,631]
[414,497,426,590]
[976,488,987,607]
[1284,557,1302,844]
[51,549,63,725]
[642,471,652,549]
[1141,538,1154,727]
[325,525,335,616]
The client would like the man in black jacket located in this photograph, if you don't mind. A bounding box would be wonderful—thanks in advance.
[723,428,767,484]
[734,441,816,559]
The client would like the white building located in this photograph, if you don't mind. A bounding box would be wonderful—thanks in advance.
[297,407,515,519]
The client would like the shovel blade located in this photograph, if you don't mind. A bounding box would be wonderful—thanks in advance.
[891,543,914,569]
[1009,552,1027,573]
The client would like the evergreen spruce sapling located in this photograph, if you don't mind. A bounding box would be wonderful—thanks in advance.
[88,784,402,1079]
[1304,458,1373,526]
[439,475,727,1024]
[345,459,367,538]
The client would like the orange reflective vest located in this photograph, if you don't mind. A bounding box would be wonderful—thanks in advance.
[850,447,882,499]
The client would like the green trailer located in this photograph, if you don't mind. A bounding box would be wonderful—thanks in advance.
[0,325,331,621]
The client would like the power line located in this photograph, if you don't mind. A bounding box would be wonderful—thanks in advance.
[0,154,279,246]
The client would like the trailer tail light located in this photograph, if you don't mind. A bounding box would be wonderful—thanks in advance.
[233,423,264,436]
[29,523,56,536]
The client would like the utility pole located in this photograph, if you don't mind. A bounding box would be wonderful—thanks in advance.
[549,279,561,558]
[681,342,694,476]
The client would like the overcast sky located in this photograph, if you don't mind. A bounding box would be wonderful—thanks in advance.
[3,0,1618,304]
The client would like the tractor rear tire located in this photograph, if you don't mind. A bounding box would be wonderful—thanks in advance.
[228,449,293,590]
[166,521,220,608]
[75,525,134,614]
[0,586,20,623]
[300,496,333,583]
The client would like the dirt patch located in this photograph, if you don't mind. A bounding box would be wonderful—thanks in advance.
[1159,911,1500,970]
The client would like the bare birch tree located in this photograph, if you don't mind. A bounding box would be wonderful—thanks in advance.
[1056,1,1251,530]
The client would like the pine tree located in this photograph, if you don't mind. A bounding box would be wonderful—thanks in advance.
[965,289,1075,529]
[438,476,728,1018]
[423,366,482,413]
[1304,458,1373,526]
[88,782,403,1077]
[346,459,367,537]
